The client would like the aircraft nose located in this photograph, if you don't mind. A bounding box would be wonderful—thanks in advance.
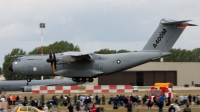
[8,63,13,72]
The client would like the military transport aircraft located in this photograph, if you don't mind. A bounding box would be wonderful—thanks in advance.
[8,19,197,83]
[0,78,85,94]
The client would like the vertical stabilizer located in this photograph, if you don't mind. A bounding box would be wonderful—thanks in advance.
[143,19,197,52]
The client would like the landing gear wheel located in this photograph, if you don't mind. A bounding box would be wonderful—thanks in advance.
[76,78,80,82]
[82,78,86,82]
[88,78,94,82]
[27,78,32,82]
[72,78,76,81]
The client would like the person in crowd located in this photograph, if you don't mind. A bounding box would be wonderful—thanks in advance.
[183,104,191,112]
[68,103,74,112]
[109,95,114,105]
[7,95,11,105]
[113,97,118,109]
[138,95,142,105]
[167,96,171,105]
[12,95,16,105]
[16,95,19,102]
[0,96,5,102]
[168,104,175,112]
[74,94,77,104]
[179,94,184,105]
[132,95,138,108]
[95,94,99,104]
[188,94,192,105]
[192,95,196,104]
[157,100,164,112]
[197,95,200,105]
[43,104,48,112]
[174,102,181,112]
[91,104,97,112]
[183,95,188,104]
[80,105,85,111]
[9,95,12,105]
[34,98,38,107]
[75,100,80,111]
[52,98,57,111]
[148,98,154,109]
[126,100,132,112]
[102,95,105,105]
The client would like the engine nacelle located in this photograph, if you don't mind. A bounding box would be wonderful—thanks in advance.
[57,55,76,64]
[21,86,32,92]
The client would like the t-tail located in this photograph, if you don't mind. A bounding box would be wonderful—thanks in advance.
[143,19,197,52]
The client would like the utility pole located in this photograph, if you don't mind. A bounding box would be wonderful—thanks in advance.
[40,22,45,80]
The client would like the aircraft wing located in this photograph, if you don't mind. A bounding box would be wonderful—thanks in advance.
[70,53,94,61]
[56,52,94,64]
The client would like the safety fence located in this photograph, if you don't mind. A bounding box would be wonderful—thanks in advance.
[32,86,79,94]
[31,85,133,94]
[85,85,133,93]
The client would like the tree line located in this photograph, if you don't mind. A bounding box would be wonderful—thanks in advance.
[2,40,200,80]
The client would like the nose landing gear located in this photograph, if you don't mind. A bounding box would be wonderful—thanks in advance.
[72,77,94,82]
[26,77,32,85]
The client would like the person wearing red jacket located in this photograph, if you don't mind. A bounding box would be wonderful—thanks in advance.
[7,96,11,105]
[91,105,97,112]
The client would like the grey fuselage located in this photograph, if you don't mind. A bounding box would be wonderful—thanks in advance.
[0,79,85,92]
[11,51,170,78]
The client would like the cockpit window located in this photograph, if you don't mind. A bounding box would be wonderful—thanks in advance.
[15,58,21,62]
[15,59,18,62]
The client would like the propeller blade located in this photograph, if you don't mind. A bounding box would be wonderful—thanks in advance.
[53,52,57,70]
[52,62,56,74]
[49,50,52,59]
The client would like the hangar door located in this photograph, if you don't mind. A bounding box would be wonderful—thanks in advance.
[98,71,177,86]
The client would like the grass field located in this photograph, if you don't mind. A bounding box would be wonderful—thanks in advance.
[4,90,200,112]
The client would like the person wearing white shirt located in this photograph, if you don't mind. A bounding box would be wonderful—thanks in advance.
[0,97,5,102]
[43,104,48,112]
[174,103,181,112]
[179,95,184,105]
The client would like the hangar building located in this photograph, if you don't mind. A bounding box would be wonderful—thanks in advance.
[97,62,200,86]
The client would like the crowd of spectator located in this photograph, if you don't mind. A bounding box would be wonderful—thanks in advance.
[0,93,199,112]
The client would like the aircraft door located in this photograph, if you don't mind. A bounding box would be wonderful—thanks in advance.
[99,63,103,71]
[94,63,103,71]
[28,66,33,74]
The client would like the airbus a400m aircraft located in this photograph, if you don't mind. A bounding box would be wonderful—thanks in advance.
[8,19,197,83]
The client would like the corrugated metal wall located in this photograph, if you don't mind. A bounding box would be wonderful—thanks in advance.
[98,71,177,86]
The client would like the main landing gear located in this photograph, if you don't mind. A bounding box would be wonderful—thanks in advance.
[72,77,94,82]
[26,77,32,85]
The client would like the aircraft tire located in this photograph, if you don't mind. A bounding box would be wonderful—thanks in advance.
[76,78,80,82]
[72,78,76,81]
[82,78,86,82]
[89,78,93,82]
[27,78,32,82]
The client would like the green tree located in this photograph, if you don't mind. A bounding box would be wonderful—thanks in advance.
[117,49,130,53]
[3,48,26,80]
[94,48,116,54]
[29,40,80,54]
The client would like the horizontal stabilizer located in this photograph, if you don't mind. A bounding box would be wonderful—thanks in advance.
[143,19,197,52]
[161,19,197,26]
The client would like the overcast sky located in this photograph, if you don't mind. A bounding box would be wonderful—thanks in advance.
[0,0,200,68]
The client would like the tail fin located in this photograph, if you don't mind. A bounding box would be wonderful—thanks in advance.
[143,19,197,52]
